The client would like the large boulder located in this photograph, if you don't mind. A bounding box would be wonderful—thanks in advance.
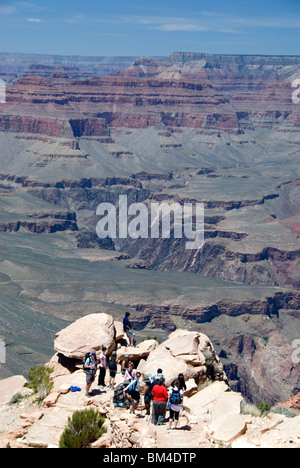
[141,329,226,386]
[114,321,125,342]
[54,313,115,359]
[0,375,28,405]
[117,340,158,362]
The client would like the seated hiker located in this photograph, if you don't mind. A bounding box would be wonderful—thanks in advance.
[124,361,137,382]
[171,373,187,391]
[123,312,135,347]
[124,372,142,414]
[168,379,184,430]
[83,350,97,397]
[108,351,118,389]
[151,378,168,425]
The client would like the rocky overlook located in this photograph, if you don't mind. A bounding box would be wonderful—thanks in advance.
[0,313,299,449]
[0,52,299,409]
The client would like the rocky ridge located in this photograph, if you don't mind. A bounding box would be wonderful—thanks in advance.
[0,313,299,449]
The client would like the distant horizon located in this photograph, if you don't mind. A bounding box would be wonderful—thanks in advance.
[1,50,300,59]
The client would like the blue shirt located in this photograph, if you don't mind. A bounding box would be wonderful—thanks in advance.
[123,316,131,332]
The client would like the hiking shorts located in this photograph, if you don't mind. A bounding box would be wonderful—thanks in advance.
[169,409,180,421]
[126,329,134,339]
[86,372,95,384]
[128,390,140,403]
[109,370,117,378]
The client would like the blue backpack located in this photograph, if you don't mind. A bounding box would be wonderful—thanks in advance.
[170,388,182,405]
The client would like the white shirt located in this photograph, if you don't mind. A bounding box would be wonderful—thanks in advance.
[99,352,107,368]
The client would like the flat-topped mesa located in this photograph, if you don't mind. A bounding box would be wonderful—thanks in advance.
[169,51,300,69]
[1,54,298,135]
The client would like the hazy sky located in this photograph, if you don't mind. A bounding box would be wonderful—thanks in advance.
[0,0,299,56]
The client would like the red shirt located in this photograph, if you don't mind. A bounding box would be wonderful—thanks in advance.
[152,384,168,402]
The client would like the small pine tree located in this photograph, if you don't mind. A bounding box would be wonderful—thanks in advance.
[59,409,106,449]
[256,402,271,416]
[27,365,54,400]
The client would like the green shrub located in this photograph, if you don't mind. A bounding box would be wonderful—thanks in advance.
[256,402,271,416]
[9,392,23,405]
[59,409,106,449]
[202,348,214,366]
[27,365,54,400]
[262,335,269,347]
[271,407,298,418]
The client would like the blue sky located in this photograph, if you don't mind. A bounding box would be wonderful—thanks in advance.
[0,0,299,56]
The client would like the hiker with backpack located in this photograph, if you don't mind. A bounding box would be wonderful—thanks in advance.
[168,379,184,430]
[150,368,165,384]
[83,350,98,397]
[108,351,118,389]
[124,372,142,414]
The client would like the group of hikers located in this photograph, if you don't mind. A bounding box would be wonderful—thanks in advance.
[82,313,187,430]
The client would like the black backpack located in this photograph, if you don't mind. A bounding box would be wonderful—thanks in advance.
[108,357,117,371]
[83,353,91,368]
[83,353,96,375]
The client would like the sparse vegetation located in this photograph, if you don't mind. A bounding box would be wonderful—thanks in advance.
[142,335,162,344]
[256,402,271,416]
[262,335,269,347]
[9,392,23,406]
[27,365,54,402]
[59,408,106,449]
[271,407,298,418]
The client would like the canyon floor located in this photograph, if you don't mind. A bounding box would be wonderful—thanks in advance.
[0,52,299,406]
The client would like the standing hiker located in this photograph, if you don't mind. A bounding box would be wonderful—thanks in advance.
[98,346,108,388]
[121,354,129,376]
[123,312,135,347]
[151,378,168,425]
[150,368,165,384]
[108,351,118,389]
[83,350,97,397]
[171,373,187,391]
[143,376,153,417]
[168,379,184,430]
